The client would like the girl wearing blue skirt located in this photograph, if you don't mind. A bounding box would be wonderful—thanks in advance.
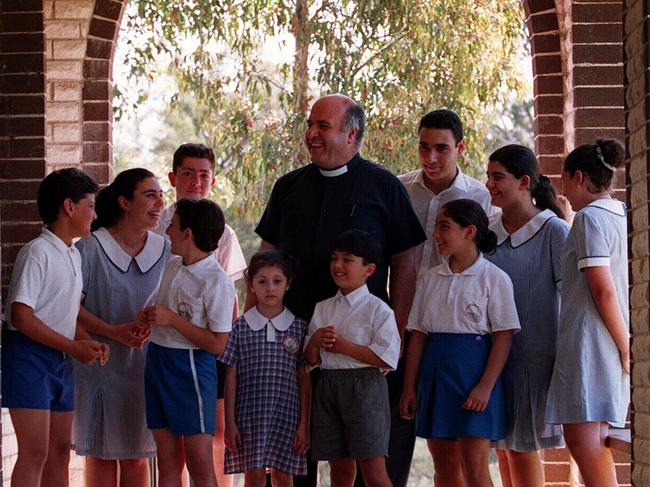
[400,199,520,487]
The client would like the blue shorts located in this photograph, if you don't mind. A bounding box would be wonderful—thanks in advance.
[416,333,506,441]
[145,342,217,436]
[1,329,74,411]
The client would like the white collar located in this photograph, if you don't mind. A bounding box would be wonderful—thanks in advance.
[93,227,166,273]
[244,306,295,332]
[184,254,218,273]
[414,166,467,194]
[437,254,484,276]
[41,227,76,255]
[318,164,348,177]
[587,197,626,216]
[492,209,556,246]
[334,284,370,306]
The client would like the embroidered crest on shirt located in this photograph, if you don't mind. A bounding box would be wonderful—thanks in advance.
[178,302,193,321]
[282,335,300,354]
[465,303,482,323]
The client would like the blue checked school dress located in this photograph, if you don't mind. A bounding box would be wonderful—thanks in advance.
[220,308,308,475]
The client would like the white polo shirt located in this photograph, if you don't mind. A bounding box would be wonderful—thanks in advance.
[398,167,498,277]
[154,204,247,281]
[306,285,400,370]
[150,254,235,349]
[6,228,83,340]
[407,254,520,335]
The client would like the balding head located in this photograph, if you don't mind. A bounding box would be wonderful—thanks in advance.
[305,95,365,169]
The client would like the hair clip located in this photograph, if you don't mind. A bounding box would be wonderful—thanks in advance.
[596,146,616,171]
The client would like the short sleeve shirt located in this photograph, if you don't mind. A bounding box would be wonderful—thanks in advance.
[305,285,400,370]
[256,154,426,320]
[398,168,498,278]
[407,254,520,335]
[150,255,235,349]
[154,204,247,281]
[5,228,83,340]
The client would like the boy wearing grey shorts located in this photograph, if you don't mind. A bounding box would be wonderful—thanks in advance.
[305,230,400,487]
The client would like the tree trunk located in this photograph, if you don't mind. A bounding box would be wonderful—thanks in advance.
[292,0,310,118]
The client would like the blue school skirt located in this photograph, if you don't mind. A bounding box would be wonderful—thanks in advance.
[416,332,506,441]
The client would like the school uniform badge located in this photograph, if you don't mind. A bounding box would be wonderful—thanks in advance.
[465,303,482,323]
[178,302,193,321]
[282,335,300,354]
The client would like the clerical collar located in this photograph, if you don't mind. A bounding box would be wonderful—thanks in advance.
[319,164,348,177]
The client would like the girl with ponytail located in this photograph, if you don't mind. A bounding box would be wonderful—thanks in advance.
[485,144,570,487]
[545,139,628,487]
[73,168,170,487]
[400,199,520,487]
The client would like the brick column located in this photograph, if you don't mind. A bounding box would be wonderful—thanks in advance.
[0,1,46,304]
[625,0,650,484]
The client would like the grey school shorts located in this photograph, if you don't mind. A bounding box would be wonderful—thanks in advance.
[311,367,390,461]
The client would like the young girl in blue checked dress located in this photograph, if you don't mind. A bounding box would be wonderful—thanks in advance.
[400,199,520,487]
[221,250,310,486]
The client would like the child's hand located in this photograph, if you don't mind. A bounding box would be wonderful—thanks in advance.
[224,421,241,454]
[312,326,337,349]
[292,421,310,455]
[112,322,149,348]
[141,305,178,327]
[327,334,349,354]
[399,388,417,420]
[463,382,492,412]
[97,343,110,365]
[72,339,107,365]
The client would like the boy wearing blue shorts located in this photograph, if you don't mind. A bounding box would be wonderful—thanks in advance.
[2,168,109,487]
[140,198,235,487]
[305,230,400,487]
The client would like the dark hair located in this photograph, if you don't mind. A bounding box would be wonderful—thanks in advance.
[440,199,497,254]
[418,109,463,143]
[37,168,99,225]
[174,198,224,252]
[92,168,156,230]
[563,139,625,192]
[245,250,297,283]
[331,229,382,265]
[342,103,366,147]
[489,144,564,219]
[172,143,216,173]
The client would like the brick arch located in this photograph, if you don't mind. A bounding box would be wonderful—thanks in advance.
[81,0,126,186]
[522,0,625,194]
[522,0,565,181]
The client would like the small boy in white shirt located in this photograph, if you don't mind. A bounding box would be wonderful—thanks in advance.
[305,229,400,487]
[140,198,235,486]
[153,142,245,484]
[3,168,108,487]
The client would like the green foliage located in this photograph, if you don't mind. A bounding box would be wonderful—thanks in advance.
[119,0,527,221]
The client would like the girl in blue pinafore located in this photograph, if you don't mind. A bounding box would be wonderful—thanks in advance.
[221,250,310,487]
[485,145,569,487]
[72,169,169,487]
[400,199,520,487]
[545,139,629,487]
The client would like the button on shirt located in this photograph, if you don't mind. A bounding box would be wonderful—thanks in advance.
[6,228,83,340]
[407,254,520,335]
[154,205,247,281]
[398,168,498,278]
[150,255,235,349]
[306,285,400,370]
